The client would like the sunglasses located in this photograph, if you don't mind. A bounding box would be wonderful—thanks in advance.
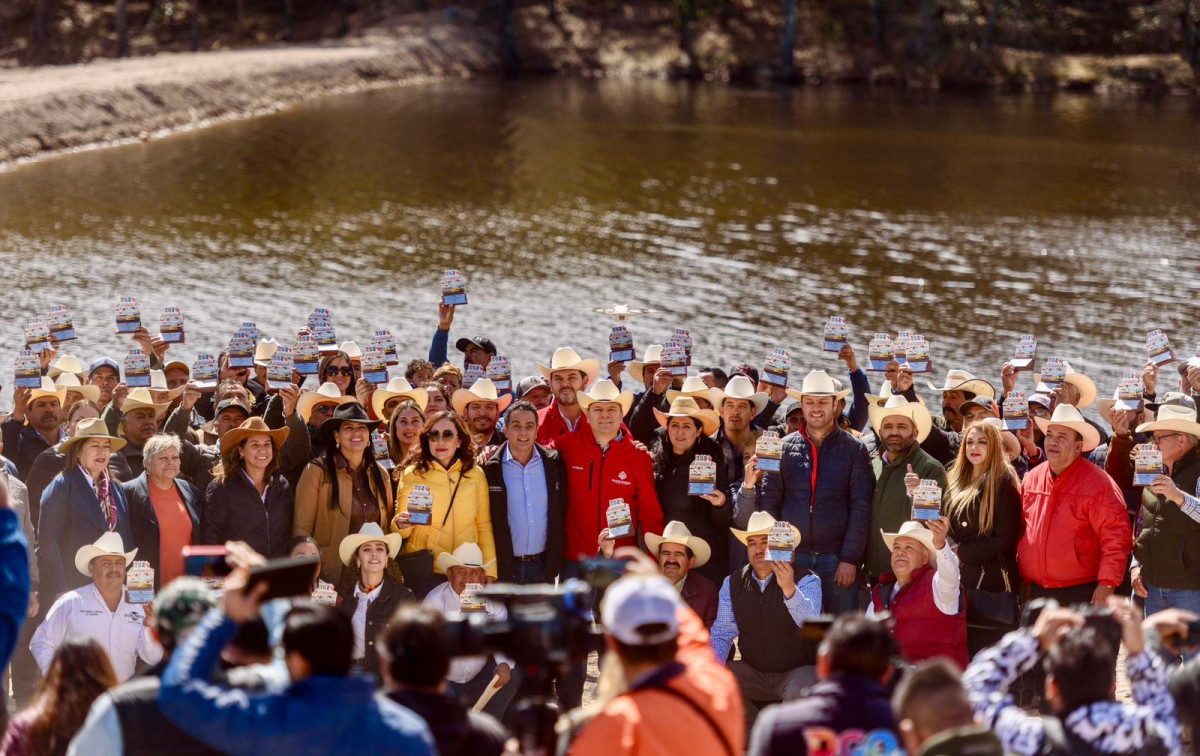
[325,367,354,377]
[427,430,458,441]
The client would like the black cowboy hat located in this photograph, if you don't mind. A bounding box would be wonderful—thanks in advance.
[320,401,382,440]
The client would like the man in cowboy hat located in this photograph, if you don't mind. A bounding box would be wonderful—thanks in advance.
[710,511,823,729]
[535,347,600,445]
[1018,404,1131,606]
[904,367,997,466]
[30,532,161,682]
[1129,402,1200,613]
[864,396,947,583]
[646,521,719,627]
[761,370,873,614]
[370,377,429,423]
[867,520,967,668]
[1107,392,1193,522]
[3,378,63,481]
[108,388,170,483]
[451,378,512,449]
[712,376,769,512]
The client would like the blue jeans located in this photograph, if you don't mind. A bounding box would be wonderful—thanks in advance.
[509,556,547,584]
[793,552,857,614]
[1144,583,1200,615]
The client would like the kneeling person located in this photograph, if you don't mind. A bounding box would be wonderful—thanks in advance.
[645,521,719,628]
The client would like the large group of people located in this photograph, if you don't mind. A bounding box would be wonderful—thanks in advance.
[0,300,1197,755]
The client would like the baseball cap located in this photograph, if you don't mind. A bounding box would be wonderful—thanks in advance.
[215,398,251,418]
[455,336,498,356]
[601,575,684,646]
[1027,393,1052,411]
[959,396,1000,418]
[1147,391,1197,414]
[515,375,550,400]
[730,364,760,386]
[88,357,120,378]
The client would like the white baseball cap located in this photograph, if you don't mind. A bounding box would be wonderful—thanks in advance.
[601,575,684,646]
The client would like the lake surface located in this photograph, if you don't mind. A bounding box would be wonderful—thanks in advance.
[1,77,1198,413]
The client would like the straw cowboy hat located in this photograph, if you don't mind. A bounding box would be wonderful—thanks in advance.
[435,542,496,574]
[220,416,290,456]
[977,418,1022,462]
[338,522,403,567]
[666,376,715,405]
[868,395,933,443]
[1136,404,1200,438]
[75,531,137,576]
[1096,386,1143,420]
[654,397,720,436]
[59,417,127,455]
[537,347,601,386]
[120,388,170,419]
[149,370,185,400]
[576,379,634,415]
[253,338,280,368]
[451,378,513,416]
[47,354,87,382]
[339,341,363,361]
[785,370,852,402]
[296,382,353,423]
[645,521,711,568]
[1034,361,1097,409]
[28,377,62,405]
[629,344,664,381]
[1033,404,1101,452]
[880,521,940,568]
[371,377,429,419]
[53,373,101,405]
[710,375,768,414]
[732,511,801,546]
[926,370,996,400]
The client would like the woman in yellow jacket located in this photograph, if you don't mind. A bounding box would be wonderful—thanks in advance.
[391,410,495,597]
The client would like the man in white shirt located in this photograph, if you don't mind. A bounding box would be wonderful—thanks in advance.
[423,543,517,719]
[30,532,161,682]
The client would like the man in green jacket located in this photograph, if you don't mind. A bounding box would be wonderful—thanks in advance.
[864,396,947,582]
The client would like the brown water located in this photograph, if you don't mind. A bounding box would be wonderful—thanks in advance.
[1,78,1198,412]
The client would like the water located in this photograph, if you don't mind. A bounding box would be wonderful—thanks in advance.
[0,77,1198,414]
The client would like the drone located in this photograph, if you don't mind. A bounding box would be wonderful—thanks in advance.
[592,304,655,323]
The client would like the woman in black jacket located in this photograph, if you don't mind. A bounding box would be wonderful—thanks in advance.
[650,397,732,585]
[944,420,1024,657]
[200,417,294,558]
[336,522,414,683]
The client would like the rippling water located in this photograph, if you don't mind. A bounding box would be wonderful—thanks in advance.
[0,78,1198,415]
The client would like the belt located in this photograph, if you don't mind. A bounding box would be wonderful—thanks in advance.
[514,552,545,562]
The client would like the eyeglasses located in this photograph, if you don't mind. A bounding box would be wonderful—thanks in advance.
[314,405,335,415]
[325,367,354,377]
[1151,433,1185,446]
[427,430,458,441]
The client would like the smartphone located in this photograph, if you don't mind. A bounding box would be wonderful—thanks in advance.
[578,558,629,589]
[244,556,322,601]
[183,545,232,579]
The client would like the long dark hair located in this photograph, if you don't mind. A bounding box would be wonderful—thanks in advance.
[401,411,477,475]
[322,418,388,512]
[213,436,279,485]
[386,400,425,466]
[25,637,117,756]
[318,351,353,393]
[651,416,704,476]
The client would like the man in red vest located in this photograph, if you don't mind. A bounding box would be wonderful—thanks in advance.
[868,520,967,669]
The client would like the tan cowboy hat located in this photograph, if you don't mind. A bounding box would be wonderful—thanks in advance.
[925,369,996,400]
[710,375,768,414]
[731,511,801,546]
[868,395,933,443]
[654,396,720,436]
[880,521,939,568]
[253,338,280,368]
[296,382,353,423]
[1034,361,1096,409]
[666,376,715,405]
[645,521,711,568]
[371,377,429,419]
[576,379,634,415]
[1033,403,1101,452]
[976,418,1022,462]
[219,416,290,456]
[451,378,513,417]
[435,542,496,573]
[785,370,852,402]
[338,522,403,567]
[120,388,170,419]
[59,417,127,455]
[1097,386,1143,420]
[27,377,62,405]
[74,531,137,577]
[47,354,87,382]
[339,341,363,361]
[149,370,185,400]
[537,347,601,386]
[629,344,664,381]
[53,373,101,405]
[1136,404,1200,438]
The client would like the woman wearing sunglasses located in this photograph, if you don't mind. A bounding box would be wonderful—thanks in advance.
[391,411,495,597]
[318,351,355,396]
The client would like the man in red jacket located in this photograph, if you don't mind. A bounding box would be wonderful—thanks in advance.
[535,347,600,445]
[1018,404,1132,606]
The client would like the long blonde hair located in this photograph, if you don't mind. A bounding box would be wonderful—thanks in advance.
[945,422,1020,536]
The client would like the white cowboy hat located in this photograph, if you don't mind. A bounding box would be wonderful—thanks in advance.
[537,347,601,386]
[339,341,364,361]
[1096,387,1142,420]
[53,373,101,405]
[629,344,664,381]
[47,354,87,382]
[576,379,634,415]
[925,369,996,400]
[149,370,185,400]
[785,370,852,402]
[709,375,768,414]
[653,396,720,436]
[120,387,170,419]
[976,417,1022,462]
[253,338,280,368]
[880,521,939,568]
[731,511,801,546]
[451,378,513,417]
[1136,404,1200,438]
[435,542,496,573]
[868,395,933,443]
[1033,361,1096,409]
[59,417,127,455]
[666,376,715,405]
[338,522,403,567]
[27,377,62,405]
[1033,403,1101,452]
[645,521,711,568]
[75,531,137,576]
[296,382,353,423]
[371,377,429,419]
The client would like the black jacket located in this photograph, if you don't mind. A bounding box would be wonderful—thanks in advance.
[336,575,415,682]
[1,417,54,482]
[386,689,506,756]
[947,473,1024,594]
[747,673,898,756]
[25,446,66,529]
[120,473,203,587]
[651,431,733,586]
[108,442,146,484]
[200,471,294,558]
[482,443,566,581]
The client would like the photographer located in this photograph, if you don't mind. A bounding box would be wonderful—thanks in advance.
[963,598,1181,755]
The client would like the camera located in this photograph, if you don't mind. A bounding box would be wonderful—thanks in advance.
[1020,598,1121,650]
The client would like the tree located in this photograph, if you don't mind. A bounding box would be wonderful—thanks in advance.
[779,0,799,80]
